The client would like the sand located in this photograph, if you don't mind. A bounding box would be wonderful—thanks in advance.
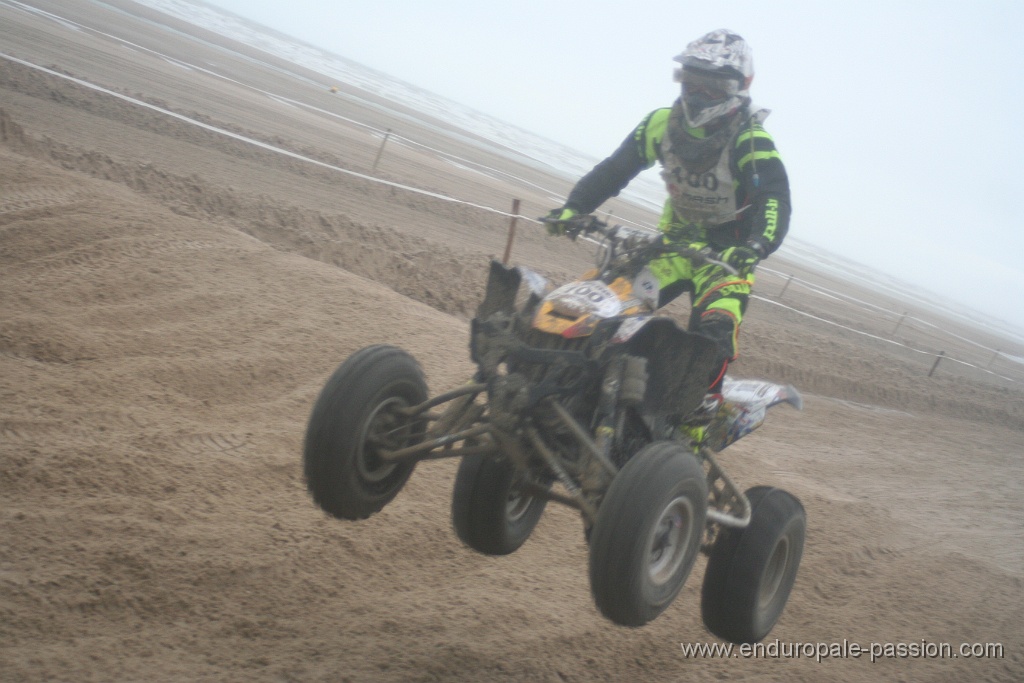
[1,2,1022,682]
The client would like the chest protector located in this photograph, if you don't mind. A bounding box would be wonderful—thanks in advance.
[660,107,769,228]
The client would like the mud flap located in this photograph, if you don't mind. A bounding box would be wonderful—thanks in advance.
[476,259,522,318]
[621,318,721,418]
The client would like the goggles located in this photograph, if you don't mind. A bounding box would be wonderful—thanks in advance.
[680,69,739,105]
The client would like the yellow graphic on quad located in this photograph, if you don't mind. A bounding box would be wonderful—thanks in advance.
[532,275,652,339]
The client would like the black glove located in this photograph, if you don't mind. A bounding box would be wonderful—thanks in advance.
[542,207,577,236]
[719,244,762,277]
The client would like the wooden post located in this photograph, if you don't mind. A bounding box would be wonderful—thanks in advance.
[928,351,945,377]
[371,129,391,173]
[778,275,794,299]
[892,312,908,336]
[502,198,521,265]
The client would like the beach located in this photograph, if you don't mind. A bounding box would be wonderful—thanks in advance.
[1,1,1022,681]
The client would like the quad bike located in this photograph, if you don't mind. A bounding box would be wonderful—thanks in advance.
[303,216,806,641]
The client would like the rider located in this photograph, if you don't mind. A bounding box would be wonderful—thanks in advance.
[545,29,791,420]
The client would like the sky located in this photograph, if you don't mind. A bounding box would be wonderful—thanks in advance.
[199,0,1024,332]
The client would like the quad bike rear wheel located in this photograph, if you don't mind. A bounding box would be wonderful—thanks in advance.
[701,486,806,643]
[303,345,427,520]
[588,441,708,627]
[451,454,548,555]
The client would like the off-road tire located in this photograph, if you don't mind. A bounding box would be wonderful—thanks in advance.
[303,345,427,520]
[589,441,708,627]
[701,486,806,644]
[451,454,548,555]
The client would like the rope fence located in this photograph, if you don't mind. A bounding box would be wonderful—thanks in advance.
[748,267,1023,383]
[3,49,1022,387]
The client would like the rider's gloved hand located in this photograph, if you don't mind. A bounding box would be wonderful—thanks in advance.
[719,243,763,278]
[543,207,577,236]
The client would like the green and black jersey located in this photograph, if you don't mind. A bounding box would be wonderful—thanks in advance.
[564,104,791,255]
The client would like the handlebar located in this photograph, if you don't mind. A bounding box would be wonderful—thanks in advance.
[538,214,739,276]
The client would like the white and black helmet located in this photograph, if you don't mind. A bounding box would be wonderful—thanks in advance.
[673,29,754,128]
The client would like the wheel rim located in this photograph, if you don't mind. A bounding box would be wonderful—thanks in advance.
[356,396,414,484]
[758,536,790,610]
[648,495,695,586]
[505,488,533,523]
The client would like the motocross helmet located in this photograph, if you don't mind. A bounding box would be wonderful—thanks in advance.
[673,29,753,128]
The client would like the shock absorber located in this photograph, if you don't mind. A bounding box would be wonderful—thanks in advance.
[619,355,648,407]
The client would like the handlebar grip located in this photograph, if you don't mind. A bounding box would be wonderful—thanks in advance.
[566,216,607,240]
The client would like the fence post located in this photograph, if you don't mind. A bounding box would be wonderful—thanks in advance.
[778,275,794,299]
[371,129,392,173]
[892,312,908,336]
[928,351,945,377]
[502,198,521,265]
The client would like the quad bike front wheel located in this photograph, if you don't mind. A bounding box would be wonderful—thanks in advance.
[588,441,708,627]
[451,454,549,556]
[701,486,806,644]
[303,345,427,520]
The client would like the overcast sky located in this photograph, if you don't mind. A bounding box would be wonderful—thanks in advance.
[200,0,1024,331]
